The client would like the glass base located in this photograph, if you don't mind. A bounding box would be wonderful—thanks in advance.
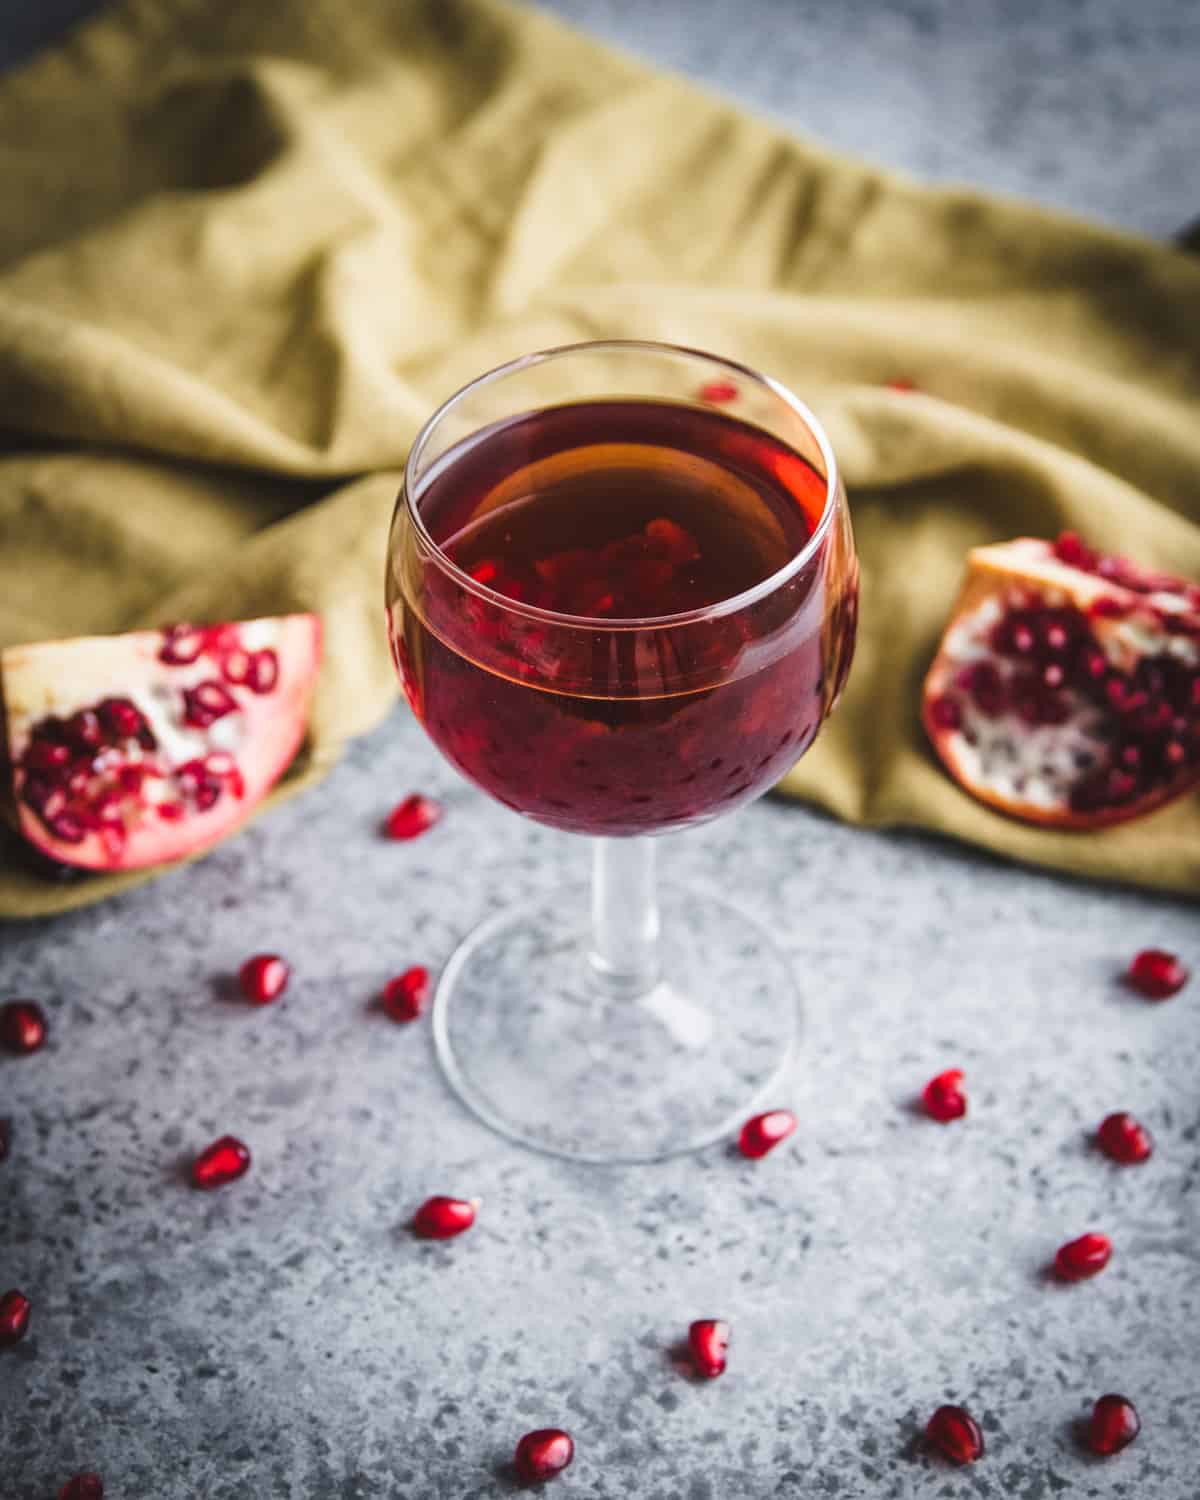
[432,883,799,1164]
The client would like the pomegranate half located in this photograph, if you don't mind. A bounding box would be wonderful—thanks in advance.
[923,534,1200,828]
[2,615,320,871]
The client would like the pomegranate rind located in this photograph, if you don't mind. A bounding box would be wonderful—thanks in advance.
[923,538,1200,829]
[2,615,320,871]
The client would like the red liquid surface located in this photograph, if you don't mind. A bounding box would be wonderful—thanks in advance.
[389,400,855,835]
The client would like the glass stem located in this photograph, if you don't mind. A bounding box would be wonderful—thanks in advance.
[589,837,660,997]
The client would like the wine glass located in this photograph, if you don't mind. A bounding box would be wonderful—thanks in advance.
[386,341,857,1163]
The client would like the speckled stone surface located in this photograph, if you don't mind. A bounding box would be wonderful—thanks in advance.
[2,2,1199,1497]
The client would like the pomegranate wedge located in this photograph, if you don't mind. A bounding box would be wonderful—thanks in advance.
[923,534,1199,828]
[2,616,320,871]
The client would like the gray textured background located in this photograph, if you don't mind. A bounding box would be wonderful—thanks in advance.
[1,2,1198,1498]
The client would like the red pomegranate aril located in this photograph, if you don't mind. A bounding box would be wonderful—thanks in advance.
[160,624,206,664]
[96,696,145,741]
[382,966,430,1023]
[1087,1394,1140,1457]
[385,794,444,841]
[688,1319,730,1378]
[737,1109,796,1159]
[23,739,72,774]
[191,1135,251,1189]
[699,379,738,404]
[513,1428,574,1484]
[927,695,961,731]
[0,1118,10,1162]
[1096,1112,1153,1165]
[221,648,253,685]
[238,953,290,1005]
[58,1476,104,1500]
[1126,948,1188,1000]
[182,680,238,728]
[1,1000,47,1055]
[922,1068,966,1122]
[925,1404,984,1464]
[1054,1231,1112,1281]
[0,1289,31,1345]
[65,709,104,750]
[412,1195,477,1239]
[247,649,279,694]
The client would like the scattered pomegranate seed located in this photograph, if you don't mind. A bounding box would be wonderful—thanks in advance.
[382,966,430,1023]
[1086,1394,1141,1457]
[1096,1111,1153,1165]
[0,1289,31,1345]
[925,1404,984,1464]
[0,1118,9,1162]
[238,954,291,1005]
[688,1319,730,1378]
[1054,1231,1112,1281]
[698,379,738,404]
[513,1428,574,1484]
[1,1000,48,1055]
[1125,948,1189,1000]
[412,1195,477,1239]
[922,1068,966,1122]
[191,1135,251,1190]
[58,1475,104,1500]
[737,1109,796,1159]
[385,794,444,841]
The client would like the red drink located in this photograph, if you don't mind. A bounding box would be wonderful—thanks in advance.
[388,399,855,836]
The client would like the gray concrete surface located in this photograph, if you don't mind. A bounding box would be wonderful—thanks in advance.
[2,1,1198,1497]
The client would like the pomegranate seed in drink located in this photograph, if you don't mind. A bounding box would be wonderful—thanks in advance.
[1096,1112,1153,1165]
[1054,1232,1112,1281]
[688,1319,730,1378]
[1086,1394,1140,1456]
[238,954,291,1005]
[737,1109,796,1159]
[513,1428,574,1483]
[385,794,444,841]
[191,1135,251,1190]
[58,1476,104,1500]
[922,1068,966,1122]
[412,1195,477,1239]
[1,1000,47,1055]
[925,1404,984,1464]
[0,1289,31,1345]
[382,966,430,1022]
[1125,948,1188,999]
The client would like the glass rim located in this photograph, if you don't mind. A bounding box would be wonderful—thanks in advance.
[401,338,842,631]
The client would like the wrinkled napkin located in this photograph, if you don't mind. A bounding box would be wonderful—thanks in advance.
[0,0,1197,915]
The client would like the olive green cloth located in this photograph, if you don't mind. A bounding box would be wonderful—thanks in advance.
[0,0,1197,917]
